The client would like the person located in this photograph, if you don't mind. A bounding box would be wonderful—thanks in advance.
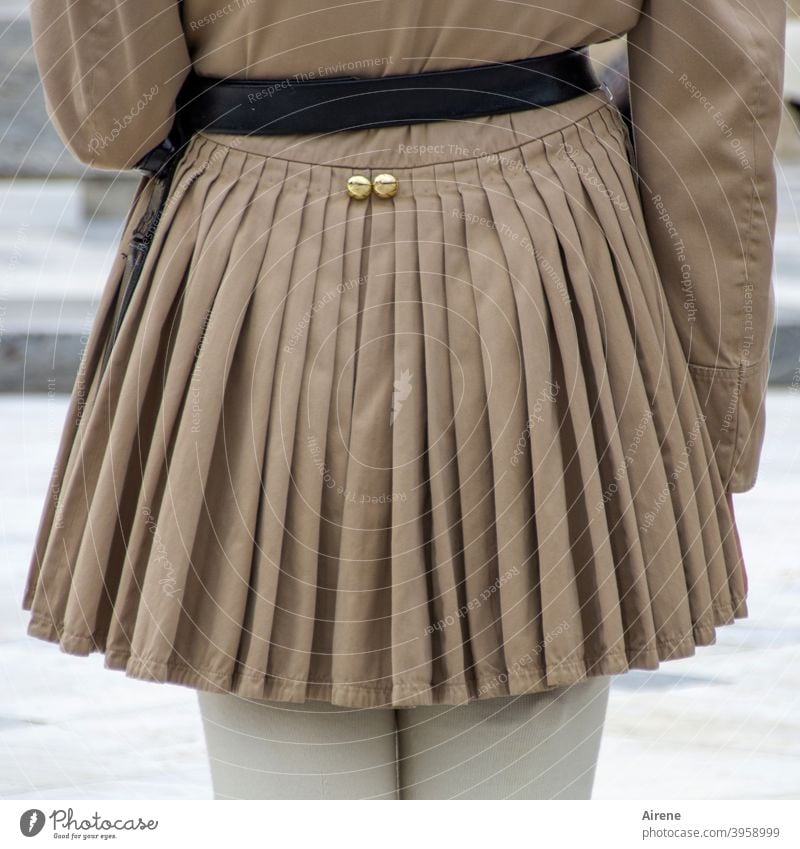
[22,0,785,799]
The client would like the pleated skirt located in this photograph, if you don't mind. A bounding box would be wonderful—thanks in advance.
[22,87,747,708]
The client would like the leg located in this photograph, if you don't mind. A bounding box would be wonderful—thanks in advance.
[396,675,611,799]
[196,691,399,800]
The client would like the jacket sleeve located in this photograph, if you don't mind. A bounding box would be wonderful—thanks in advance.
[625,1,786,492]
[29,0,192,171]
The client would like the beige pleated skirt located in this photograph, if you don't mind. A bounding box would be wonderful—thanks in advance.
[22,87,746,708]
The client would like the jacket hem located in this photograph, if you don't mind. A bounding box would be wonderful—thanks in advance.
[687,357,768,493]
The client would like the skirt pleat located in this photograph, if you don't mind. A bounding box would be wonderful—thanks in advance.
[23,89,749,707]
[534,128,689,662]
[545,126,711,654]
[566,116,743,636]
[413,163,475,697]
[489,148,634,681]
[195,157,316,689]
[387,170,436,697]
[225,156,316,695]
[501,145,629,683]
[581,109,744,625]
[160,151,278,676]
[28,146,221,650]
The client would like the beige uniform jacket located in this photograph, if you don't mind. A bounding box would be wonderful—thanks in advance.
[29,0,786,492]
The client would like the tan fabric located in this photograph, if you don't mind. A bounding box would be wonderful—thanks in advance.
[28,1,786,492]
[22,2,785,707]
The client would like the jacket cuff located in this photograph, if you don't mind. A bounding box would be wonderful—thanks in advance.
[688,357,770,493]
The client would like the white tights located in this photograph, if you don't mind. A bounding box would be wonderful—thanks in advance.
[196,675,611,800]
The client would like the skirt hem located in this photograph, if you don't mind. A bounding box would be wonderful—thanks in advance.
[26,602,748,709]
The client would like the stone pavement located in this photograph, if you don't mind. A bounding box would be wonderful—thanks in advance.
[0,390,798,800]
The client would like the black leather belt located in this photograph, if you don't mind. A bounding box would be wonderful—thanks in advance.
[138,48,600,173]
[186,49,597,136]
[98,48,602,375]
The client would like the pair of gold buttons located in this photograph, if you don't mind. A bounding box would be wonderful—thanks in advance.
[346,173,399,200]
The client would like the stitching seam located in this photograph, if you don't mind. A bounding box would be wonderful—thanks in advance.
[195,99,613,171]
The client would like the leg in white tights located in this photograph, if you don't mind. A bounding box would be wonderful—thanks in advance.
[196,675,611,800]
[396,675,611,799]
[196,693,398,800]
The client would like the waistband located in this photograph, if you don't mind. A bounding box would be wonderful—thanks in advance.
[193,87,615,173]
[136,48,604,174]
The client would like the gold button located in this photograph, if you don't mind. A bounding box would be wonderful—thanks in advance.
[373,173,399,198]
[346,174,372,199]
